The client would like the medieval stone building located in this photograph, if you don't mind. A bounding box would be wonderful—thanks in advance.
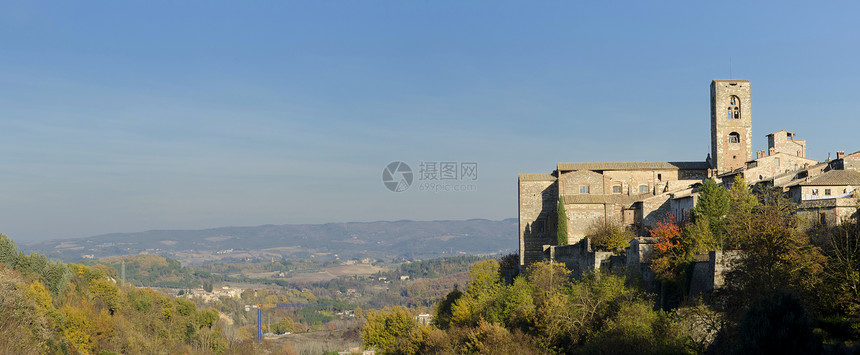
[518,79,860,277]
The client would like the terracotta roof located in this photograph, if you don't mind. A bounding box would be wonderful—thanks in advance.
[801,170,860,186]
[557,161,710,172]
[519,174,556,181]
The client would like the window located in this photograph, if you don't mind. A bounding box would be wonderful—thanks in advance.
[579,185,590,194]
[657,174,662,181]
[812,188,819,196]
[612,185,622,194]
[819,213,827,225]
[774,157,780,167]
[825,189,831,195]
[728,95,741,119]
[639,185,648,194]
[728,132,740,143]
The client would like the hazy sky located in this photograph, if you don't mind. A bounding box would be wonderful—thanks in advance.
[2,1,859,242]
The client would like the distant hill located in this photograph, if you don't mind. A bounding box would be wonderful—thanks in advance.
[22,219,518,265]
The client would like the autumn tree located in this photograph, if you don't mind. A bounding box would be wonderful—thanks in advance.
[648,213,684,280]
[586,218,634,254]
[721,186,824,322]
[361,306,426,355]
[450,259,503,326]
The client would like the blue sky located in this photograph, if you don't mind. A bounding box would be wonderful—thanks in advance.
[2,1,859,241]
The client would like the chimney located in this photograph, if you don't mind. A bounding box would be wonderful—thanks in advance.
[837,151,845,159]
[768,147,775,156]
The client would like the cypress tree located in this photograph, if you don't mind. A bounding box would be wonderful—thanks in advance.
[557,196,569,246]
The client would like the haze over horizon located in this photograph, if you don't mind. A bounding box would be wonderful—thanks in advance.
[3,1,860,242]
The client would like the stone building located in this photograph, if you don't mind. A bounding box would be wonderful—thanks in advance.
[518,79,859,275]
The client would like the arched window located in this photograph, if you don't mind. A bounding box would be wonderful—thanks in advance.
[728,95,741,119]
[728,132,740,143]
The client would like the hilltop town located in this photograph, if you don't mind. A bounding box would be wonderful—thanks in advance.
[518,79,860,290]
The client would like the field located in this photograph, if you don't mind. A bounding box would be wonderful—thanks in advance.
[285,264,386,283]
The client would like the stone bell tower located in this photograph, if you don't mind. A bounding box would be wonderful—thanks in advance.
[710,80,752,173]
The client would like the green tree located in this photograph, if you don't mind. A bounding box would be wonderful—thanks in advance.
[525,260,571,307]
[433,287,462,329]
[361,306,425,355]
[499,276,536,331]
[0,233,19,267]
[557,197,569,246]
[724,176,759,249]
[197,309,219,329]
[272,316,295,334]
[691,178,729,247]
[722,187,824,318]
[451,259,503,325]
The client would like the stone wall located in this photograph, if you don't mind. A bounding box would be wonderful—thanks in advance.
[641,193,672,228]
[796,197,860,228]
[744,153,818,184]
[710,250,741,290]
[767,131,806,158]
[547,238,615,278]
[844,154,860,171]
[560,170,605,195]
[563,203,612,243]
[519,175,557,267]
[711,80,752,173]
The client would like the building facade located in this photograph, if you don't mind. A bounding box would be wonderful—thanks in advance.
[518,79,859,270]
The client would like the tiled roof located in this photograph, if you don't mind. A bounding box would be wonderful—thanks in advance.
[800,170,860,186]
[557,161,710,172]
[797,199,838,209]
[519,174,556,181]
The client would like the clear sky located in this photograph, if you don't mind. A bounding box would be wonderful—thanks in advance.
[2,1,859,242]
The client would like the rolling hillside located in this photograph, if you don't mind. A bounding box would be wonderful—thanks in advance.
[23,219,517,265]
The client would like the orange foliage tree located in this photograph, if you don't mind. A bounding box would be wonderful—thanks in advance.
[648,213,684,280]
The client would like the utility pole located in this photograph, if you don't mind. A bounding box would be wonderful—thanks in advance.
[247,303,326,342]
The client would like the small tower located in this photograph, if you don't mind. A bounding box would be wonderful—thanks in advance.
[710,80,752,173]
